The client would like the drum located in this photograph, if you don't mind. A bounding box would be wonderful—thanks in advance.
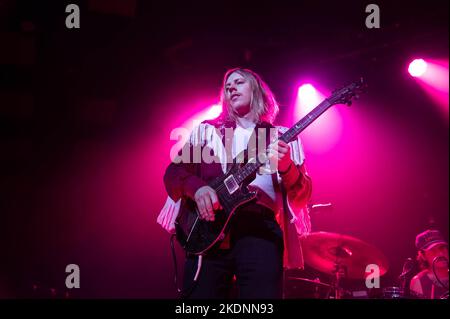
[285,276,333,299]
[382,287,404,299]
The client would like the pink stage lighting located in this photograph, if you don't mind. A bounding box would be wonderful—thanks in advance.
[294,83,343,154]
[205,104,223,119]
[409,58,449,118]
[180,103,223,131]
[297,84,320,111]
[408,59,428,77]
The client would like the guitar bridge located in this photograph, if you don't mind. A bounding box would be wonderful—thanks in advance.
[224,175,239,194]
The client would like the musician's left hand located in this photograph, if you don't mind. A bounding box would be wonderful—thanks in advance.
[268,140,293,173]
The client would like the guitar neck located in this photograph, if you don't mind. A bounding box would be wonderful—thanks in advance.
[234,98,333,184]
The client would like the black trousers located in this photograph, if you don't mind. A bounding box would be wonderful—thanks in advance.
[182,204,284,299]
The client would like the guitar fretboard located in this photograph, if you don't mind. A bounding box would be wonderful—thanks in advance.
[234,98,333,184]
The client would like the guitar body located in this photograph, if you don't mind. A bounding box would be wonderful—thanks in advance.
[175,163,257,255]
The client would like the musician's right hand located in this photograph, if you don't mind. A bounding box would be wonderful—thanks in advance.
[194,186,221,221]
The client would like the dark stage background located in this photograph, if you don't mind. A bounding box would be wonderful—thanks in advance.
[0,0,448,298]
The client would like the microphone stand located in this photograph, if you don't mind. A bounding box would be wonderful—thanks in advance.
[432,257,449,289]
[398,258,415,296]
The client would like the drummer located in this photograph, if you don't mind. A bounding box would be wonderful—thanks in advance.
[410,229,449,299]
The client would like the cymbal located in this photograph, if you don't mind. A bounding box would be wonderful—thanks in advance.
[301,232,389,279]
[288,277,333,288]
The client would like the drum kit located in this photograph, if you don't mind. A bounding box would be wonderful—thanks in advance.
[287,231,405,299]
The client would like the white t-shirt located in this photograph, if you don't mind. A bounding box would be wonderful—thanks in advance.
[232,124,279,208]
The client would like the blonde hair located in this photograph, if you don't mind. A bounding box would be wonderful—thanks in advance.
[219,68,279,124]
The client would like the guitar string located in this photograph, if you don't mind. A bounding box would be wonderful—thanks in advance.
[210,118,311,195]
[200,97,345,198]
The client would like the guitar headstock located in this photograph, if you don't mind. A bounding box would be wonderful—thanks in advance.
[329,78,367,106]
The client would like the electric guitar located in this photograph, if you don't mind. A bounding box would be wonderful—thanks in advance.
[175,79,367,255]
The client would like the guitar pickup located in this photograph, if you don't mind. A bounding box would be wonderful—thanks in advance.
[224,175,239,194]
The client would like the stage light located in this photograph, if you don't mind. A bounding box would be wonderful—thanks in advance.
[298,84,318,109]
[180,102,223,131]
[408,59,427,77]
[294,82,343,154]
[205,104,222,119]
[410,59,448,118]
